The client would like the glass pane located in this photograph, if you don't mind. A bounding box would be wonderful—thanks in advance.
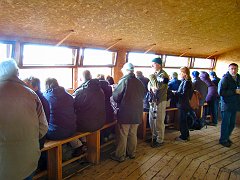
[134,67,180,80]
[77,67,112,85]
[134,67,153,78]
[22,44,76,66]
[165,56,189,67]
[128,52,159,66]
[194,58,213,68]
[0,43,13,60]
[18,68,73,91]
[83,48,115,66]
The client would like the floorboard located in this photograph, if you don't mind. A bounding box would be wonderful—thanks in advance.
[70,123,240,180]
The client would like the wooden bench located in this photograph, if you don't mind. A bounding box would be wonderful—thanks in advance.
[137,107,179,141]
[34,120,117,180]
[137,103,213,141]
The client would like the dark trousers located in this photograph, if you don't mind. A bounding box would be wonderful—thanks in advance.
[207,99,219,124]
[179,109,190,140]
[38,135,47,171]
[220,110,236,143]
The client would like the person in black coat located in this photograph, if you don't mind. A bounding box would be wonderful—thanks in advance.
[218,63,240,147]
[73,70,106,132]
[174,67,193,141]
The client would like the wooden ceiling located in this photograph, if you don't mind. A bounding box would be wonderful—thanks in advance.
[0,0,239,57]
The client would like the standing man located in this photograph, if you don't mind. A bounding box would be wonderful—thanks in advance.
[218,63,240,147]
[0,59,48,179]
[148,57,169,147]
[111,63,145,162]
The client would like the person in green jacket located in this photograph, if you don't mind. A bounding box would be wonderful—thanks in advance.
[148,57,169,147]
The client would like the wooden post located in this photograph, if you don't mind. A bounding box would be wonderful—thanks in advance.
[138,112,148,140]
[86,130,100,164]
[47,145,62,180]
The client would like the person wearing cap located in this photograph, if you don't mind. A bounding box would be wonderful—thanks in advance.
[209,71,221,87]
[111,63,145,162]
[148,57,169,147]
[218,63,240,147]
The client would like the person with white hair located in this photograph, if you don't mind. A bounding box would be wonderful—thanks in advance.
[111,62,145,162]
[0,59,48,179]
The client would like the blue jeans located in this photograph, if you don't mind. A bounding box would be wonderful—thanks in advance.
[179,109,190,140]
[220,110,237,143]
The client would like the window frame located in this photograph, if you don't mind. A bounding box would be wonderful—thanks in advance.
[0,40,15,60]
[19,42,79,68]
[80,48,117,67]
[164,55,190,68]
[191,57,215,69]
[126,51,162,67]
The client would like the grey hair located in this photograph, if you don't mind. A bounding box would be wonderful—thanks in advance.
[0,59,19,78]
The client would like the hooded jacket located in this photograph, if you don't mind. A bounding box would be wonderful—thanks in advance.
[199,71,219,102]
[74,79,106,132]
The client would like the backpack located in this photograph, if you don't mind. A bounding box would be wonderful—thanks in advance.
[194,117,207,130]
[189,90,201,110]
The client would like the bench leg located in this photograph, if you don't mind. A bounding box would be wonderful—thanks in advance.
[47,146,62,180]
[86,130,100,164]
[138,112,148,140]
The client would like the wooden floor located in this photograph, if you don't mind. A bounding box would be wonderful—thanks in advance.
[70,124,240,180]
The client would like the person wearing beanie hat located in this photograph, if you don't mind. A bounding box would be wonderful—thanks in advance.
[192,71,200,78]
[151,57,162,65]
[111,62,145,162]
[209,71,220,86]
[199,71,219,126]
[148,57,169,147]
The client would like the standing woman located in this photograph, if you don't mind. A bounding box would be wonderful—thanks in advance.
[174,66,193,141]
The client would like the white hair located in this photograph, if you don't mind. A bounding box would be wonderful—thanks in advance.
[0,59,19,78]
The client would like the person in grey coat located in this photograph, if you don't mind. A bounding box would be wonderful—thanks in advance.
[111,63,145,162]
[0,59,48,179]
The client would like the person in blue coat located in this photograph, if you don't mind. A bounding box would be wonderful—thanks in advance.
[218,63,240,147]
[44,78,76,140]
[168,72,181,107]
